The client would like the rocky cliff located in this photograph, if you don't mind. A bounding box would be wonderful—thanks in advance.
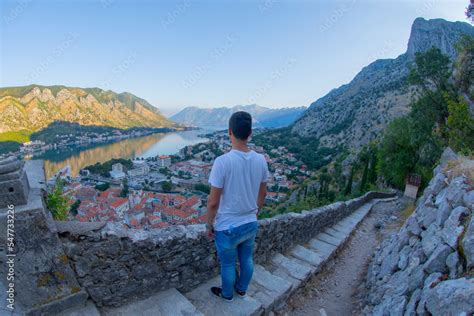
[364,148,474,315]
[292,18,474,150]
[0,85,175,134]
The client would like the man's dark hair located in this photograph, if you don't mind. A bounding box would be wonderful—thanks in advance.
[229,111,252,140]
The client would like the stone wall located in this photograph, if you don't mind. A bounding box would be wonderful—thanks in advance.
[0,161,88,316]
[57,191,394,308]
[364,149,474,315]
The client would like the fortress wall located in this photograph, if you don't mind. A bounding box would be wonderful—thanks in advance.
[57,191,395,307]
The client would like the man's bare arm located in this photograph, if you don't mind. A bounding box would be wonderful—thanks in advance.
[207,186,223,228]
[257,182,267,212]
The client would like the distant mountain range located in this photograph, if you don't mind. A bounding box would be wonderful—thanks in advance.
[170,104,306,129]
[0,85,176,134]
[292,18,474,149]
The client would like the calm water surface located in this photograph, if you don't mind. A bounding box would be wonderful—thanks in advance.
[36,130,209,178]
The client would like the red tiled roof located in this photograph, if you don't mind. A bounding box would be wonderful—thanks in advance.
[151,221,168,228]
[197,214,208,223]
[110,198,128,208]
[99,188,121,199]
[162,207,196,219]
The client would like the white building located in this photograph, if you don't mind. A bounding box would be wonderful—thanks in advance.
[128,160,150,177]
[157,155,171,167]
[110,163,126,180]
[110,198,130,219]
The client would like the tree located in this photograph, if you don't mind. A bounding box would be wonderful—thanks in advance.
[194,183,211,194]
[408,47,452,128]
[368,150,378,184]
[454,35,474,94]
[120,178,129,197]
[70,199,81,217]
[377,117,416,188]
[159,167,170,175]
[344,166,354,196]
[377,101,443,190]
[446,97,474,153]
[377,47,456,189]
[359,158,369,193]
[46,179,70,220]
[162,181,172,192]
[408,47,451,92]
[318,172,331,199]
[95,182,110,191]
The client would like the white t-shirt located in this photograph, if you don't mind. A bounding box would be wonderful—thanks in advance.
[208,149,269,231]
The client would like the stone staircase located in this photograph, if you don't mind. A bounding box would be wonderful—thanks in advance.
[60,197,396,316]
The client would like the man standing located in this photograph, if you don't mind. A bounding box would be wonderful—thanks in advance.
[206,111,269,301]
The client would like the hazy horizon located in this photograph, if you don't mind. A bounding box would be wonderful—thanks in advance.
[1,0,470,116]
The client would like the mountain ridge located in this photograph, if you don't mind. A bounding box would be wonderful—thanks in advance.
[0,84,176,134]
[292,18,474,149]
[171,104,306,128]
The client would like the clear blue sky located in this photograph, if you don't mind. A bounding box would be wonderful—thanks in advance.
[0,0,469,116]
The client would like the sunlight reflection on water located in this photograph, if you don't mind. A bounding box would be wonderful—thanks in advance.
[40,130,209,178]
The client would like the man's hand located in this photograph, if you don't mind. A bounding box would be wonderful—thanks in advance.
[206,223,215,238]
[206,186,222,239]
[257,182,267,211]
[207,227,216,238]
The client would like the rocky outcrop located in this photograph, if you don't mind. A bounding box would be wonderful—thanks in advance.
[406,18,474,59]
[364,149,473,315]
[292,18,474,150]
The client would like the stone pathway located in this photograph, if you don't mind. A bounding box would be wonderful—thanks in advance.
[285,197,404,315]
[57,197,396,316]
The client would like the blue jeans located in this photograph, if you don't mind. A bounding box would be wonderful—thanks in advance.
[214,221,258,299]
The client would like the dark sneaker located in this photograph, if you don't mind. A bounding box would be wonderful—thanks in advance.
[211,287,233,302]
[234,287,246,297]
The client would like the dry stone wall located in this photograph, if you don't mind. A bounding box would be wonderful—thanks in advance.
[364,149,474,315]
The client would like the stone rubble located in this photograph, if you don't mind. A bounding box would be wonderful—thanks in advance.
[364,150,473,315]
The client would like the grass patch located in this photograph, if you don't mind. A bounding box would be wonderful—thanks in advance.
[399,202,416,221]
[0,130,31,143]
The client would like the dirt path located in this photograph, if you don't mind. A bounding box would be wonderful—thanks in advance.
[279,198,409,316]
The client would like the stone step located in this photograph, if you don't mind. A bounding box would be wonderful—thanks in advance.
[323,227,349,243]
[289,245,325,272]
[339,215,359,226]
[267,253,314,289]
[333,220,357,234]
[331,209,370,238]
[102,288,203,316]
[355,206,371,217]
[336,220,359,233]
[316,232,343,247]
[307,238,338,261]
[184,276,263,316]
[247,264,293,313]
[347,203,373,224]
[349,211,366,222]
